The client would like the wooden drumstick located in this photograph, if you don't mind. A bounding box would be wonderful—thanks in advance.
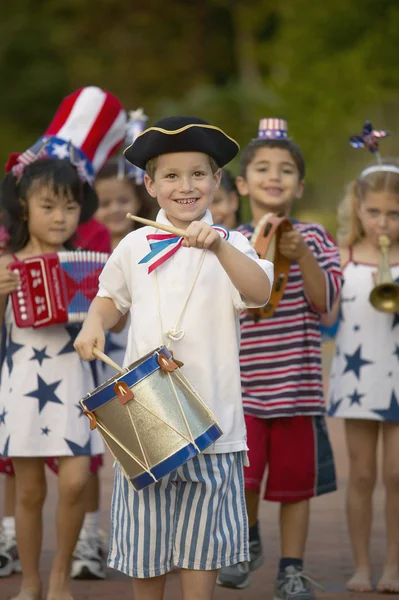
[126,213,187,238]
[92,347,124,372]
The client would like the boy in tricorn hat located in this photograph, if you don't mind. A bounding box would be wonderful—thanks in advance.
[74,116,274,599]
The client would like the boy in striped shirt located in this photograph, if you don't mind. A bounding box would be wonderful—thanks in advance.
[217,119,343,599]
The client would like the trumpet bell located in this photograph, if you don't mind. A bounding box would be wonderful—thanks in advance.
[369,282,399,313]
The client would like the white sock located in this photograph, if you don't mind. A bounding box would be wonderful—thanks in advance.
[80,511,100,541]
[1,516,16,539]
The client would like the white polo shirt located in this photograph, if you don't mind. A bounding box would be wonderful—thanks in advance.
[97,209,273,453]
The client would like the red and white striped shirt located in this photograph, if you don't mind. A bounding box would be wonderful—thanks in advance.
[238,220,343,418]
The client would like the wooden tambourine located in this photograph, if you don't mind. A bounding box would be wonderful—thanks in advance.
[248,213,292,321]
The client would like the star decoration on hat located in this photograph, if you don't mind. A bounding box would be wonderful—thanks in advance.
[50,140,69,160]
[65,435,91,456]
[6,326,24,375]
[343,345,374,380]
[349,120,389,156]
[41,426,51,436]
[30,346,51,367]
[372,391,399,421]
[348,389,364,406]
[25,375,63,413]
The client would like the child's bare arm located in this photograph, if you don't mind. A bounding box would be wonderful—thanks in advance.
[320,297,340,326]
[214,240,271,304]
[279,230,328,312]
[183,221,271,305]
[110,312,129,334]
[74,297,123,361]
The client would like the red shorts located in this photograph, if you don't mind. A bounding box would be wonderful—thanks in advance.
[0,455,103,476]
[244,414,336,503]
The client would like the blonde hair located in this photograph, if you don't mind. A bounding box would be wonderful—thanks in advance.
[337,158,399,247]
[146,155,219,181]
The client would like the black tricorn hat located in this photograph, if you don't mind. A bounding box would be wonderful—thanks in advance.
[123,116,239,170]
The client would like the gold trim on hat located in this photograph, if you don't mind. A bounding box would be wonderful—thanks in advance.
[123,123,240,154]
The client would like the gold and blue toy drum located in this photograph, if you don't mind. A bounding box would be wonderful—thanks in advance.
[80,346,223,490]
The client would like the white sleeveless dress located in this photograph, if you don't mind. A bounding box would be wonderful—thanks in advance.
[328,253,399,421]
[0,301,104,457]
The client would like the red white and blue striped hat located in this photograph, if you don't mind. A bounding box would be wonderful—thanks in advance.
[257,118,288,140]
[6,86,127,185]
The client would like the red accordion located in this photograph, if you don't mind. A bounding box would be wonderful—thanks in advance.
[10,251,109,328]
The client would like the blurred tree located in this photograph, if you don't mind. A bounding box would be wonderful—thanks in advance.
[1,0,399,231]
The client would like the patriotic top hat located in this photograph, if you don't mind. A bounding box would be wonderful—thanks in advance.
[6,86,127,185]
[257,118,288,140]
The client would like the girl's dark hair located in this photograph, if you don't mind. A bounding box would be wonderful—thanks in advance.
[96,158,155,225]
[220,169,238,194]
[0,158,98,252]
[239,138,306,180]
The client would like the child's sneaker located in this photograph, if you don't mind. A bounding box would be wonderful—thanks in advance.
[71,535,106,580]
[274,565,321,599]
[216,562,250,589]
[216,537,264,588]
[0,530,21,577]
[248,537,264,571]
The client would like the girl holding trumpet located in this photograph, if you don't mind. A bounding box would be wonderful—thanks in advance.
[324,123,399,593]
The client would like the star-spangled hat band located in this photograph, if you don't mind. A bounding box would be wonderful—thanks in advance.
[257,118,288,140]
[349,120,399,179]
[124,116,239,171]
[5,86,127,185]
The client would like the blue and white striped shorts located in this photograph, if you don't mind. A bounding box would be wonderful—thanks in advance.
[108,452,249,578]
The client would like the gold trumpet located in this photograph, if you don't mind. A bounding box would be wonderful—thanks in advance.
[369,235,399,313]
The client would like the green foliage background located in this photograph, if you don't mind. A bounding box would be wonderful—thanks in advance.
[1,0,398,233]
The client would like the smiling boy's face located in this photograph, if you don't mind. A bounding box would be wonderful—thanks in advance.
[144,152,221,230]
[236,146,304,214]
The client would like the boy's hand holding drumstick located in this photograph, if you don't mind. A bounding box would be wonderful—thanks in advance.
[126,213,223,252]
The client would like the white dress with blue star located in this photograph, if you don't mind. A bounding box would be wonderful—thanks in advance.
[328,255,399,421]
[0,301,104,457]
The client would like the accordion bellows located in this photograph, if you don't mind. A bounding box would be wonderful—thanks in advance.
[10,251,109,328]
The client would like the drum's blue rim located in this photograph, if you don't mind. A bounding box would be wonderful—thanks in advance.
[82,346,172,412]
[130,423,223,491]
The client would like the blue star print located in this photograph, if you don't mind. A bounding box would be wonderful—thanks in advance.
[348,389,364,406]
[75,403,85,418]
[393,345,399,361]
[1,435,10,456]
[65,435,91,456]
[353,324,360,332]
[373,391,399,421]
[41,426,50,436]
[30,346,51,366]
[6,325,24,374]
[329,395,343,416]
[0,407,7,425]
[25,375,63,413]
[58,325,80,356]
[392,313,399,329]
[343,345,374,380]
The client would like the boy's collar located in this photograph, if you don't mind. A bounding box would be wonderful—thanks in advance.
[156,209,214,227]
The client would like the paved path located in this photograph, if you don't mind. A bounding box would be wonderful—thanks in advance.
[1,344,392,598]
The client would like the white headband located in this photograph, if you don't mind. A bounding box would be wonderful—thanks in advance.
[360,164,399,179]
